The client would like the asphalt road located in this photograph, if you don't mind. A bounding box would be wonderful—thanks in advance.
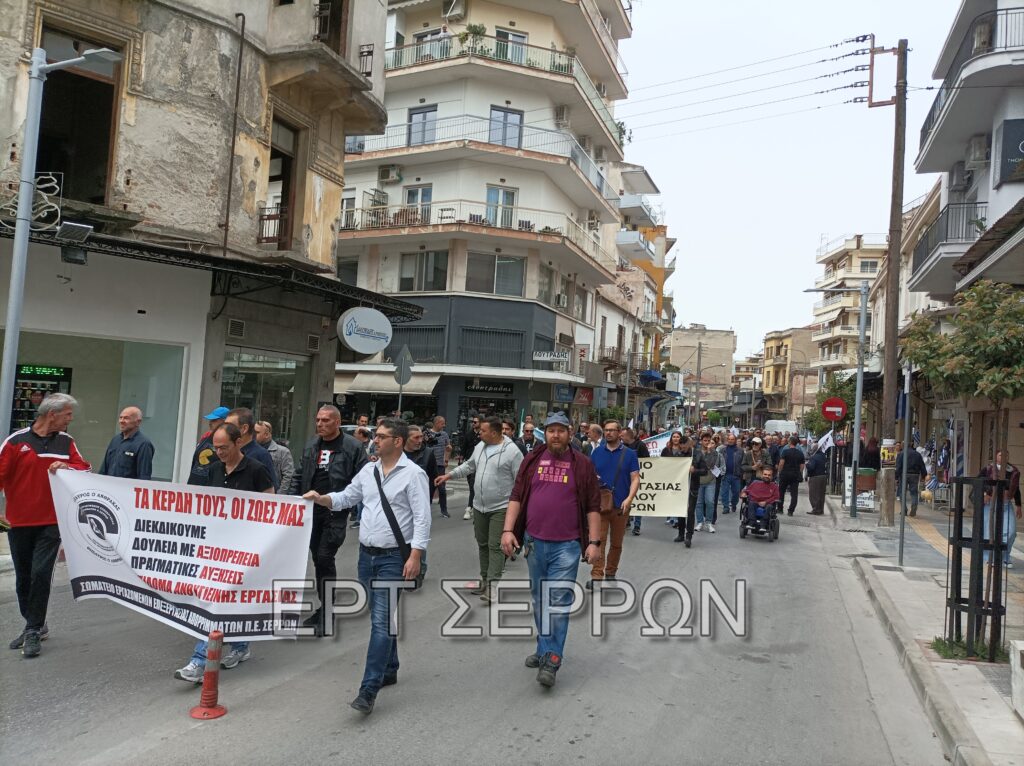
[1,485,944,766]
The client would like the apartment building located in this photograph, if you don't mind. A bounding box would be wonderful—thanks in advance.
[761,327,817,424]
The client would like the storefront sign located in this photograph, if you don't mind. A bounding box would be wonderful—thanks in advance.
[465,381,513,395]
[337,307,393,354]
[573,387,593,405]
[533,350,571,362]
[628,457,692,517]
[49,471,313,641]
[994,119,1024,187]
[553,383,574,402]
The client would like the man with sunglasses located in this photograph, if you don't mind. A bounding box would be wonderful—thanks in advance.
[515,421,542,455]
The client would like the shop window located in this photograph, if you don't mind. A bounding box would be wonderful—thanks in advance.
[337,256,359,286]
[37,28,121,205]
[399,250,448,291]
[459,327,524,367]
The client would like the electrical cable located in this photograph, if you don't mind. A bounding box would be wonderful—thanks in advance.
[628,101,851,144]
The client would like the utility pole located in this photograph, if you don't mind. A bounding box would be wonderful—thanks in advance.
[693,342,703,428]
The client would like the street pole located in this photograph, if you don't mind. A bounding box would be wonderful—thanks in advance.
[898,362,912,566]
[623,343,632,426]
[849,280,869,518]
[0,48,46,432]
[881,39,909,470]
[693,342,702,429]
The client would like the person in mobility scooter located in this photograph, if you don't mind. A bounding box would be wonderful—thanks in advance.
[739,465,781,541]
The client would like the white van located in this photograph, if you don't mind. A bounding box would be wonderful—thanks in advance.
[764,419,798,434]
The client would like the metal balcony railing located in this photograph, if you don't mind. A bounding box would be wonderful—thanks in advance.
[920,9,1024,150]
[911,202,988,274]
[579,0,629,83]
[346,114,617,202]
[383,35,621,144]
[257,204,288,247]
[341,199,617,272]
[599,346,624,366]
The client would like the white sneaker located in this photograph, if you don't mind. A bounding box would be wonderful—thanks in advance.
[463,507,472,520]
[707,523,716,534]
[220,646,251,669]
[1006,562,1014,569]
[696,522,704,532]
[174,660,204,683]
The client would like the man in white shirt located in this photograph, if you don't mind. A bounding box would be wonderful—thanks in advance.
[305,417,430,716]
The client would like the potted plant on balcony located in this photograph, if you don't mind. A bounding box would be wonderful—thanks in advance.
[457,23,487,55]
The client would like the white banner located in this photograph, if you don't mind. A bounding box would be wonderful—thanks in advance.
[629,457,692,518]
[642,429,680,457]
[49,471,313,642]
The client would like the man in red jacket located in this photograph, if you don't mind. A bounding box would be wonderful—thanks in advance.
[0,393,91,657]
[500,412,602,689]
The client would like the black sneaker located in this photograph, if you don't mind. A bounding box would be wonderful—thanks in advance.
[350,520,360,529]
[584,580,595,591]
[536,652,561,687]
[684,536,692,548]
[525,653,541,668]
[9,623,48,650]
[440,511,450,518]
[632,526,640,536]
[22,630,41,658]
[605,574,616,581]
[350,693,375,714]
[381,674,398,687]
[673,532,685,543]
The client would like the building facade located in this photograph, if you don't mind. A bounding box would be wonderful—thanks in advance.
[665,324,736,424]
[760,327,817,424]
[0,0,415,477]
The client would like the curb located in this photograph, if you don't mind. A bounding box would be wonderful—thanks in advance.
[852,557,993,766]
[826,493,840,529]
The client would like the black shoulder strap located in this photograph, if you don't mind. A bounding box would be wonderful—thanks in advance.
[611,445,627,488]
[374,466,411,560]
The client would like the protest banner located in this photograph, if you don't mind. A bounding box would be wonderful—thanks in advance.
[49,471,313,642]
[628,457,692,518]
[642,429,681,457]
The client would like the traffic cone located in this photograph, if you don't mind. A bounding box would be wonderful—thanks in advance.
[190,630,227,720]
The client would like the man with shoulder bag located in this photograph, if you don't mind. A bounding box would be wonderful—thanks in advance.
[586,420,640,589]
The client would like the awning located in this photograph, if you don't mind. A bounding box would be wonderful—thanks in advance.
[334,373,358,394]
[341,372,440,396]
[816,308,842,325]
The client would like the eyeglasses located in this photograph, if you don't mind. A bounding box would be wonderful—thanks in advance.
[373,432,398,441]
[604,428,619,433]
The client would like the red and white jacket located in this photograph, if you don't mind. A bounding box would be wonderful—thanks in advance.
[0,427,91,527]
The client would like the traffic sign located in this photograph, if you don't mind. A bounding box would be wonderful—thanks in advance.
[822,396,847,421]
[394,344,414,386]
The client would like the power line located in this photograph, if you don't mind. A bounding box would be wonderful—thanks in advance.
[629,101,850,144]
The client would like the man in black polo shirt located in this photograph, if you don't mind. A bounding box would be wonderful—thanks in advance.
[174,423,273,684]
[99,406,155,480]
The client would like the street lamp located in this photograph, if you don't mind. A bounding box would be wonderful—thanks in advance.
[0,45,122,429]
[805,280,869,517]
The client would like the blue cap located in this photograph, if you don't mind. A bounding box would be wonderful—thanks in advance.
[543,411,572,429]
[204,406,230,420]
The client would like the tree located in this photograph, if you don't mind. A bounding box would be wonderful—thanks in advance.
[802,372,857,437]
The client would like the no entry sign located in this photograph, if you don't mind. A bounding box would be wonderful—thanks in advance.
[822,397,847,421]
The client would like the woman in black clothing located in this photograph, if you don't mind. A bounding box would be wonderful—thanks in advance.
[662,432,696,547]
[861,437,881,471]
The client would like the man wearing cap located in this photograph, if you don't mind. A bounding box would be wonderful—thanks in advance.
[741,437,769,487]
[500,412,602,688]
[187,406,229,485]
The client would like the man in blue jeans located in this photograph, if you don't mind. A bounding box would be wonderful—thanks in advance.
[306,417,431,715]
[717,432,744,515]
[501,412,602,688]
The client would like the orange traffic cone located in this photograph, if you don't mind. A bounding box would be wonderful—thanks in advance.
[190,630,227,720]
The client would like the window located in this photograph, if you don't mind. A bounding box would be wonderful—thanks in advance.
[485,185,517,228]
[341,193,355,229]
[860,260,879,273]
[259,117,302,249]
[38,28,121,205]
[337,257,359,286]
[414,29,451,61]
[600,316,607,349]
[466,253,525,296]
[399,251,448,291]
[459,327,525,367]
[489,107,523,148]
[574,286,589,322]
[386,327,446,363]
[403,184,432,224]
[495,29,528,64]
[538,264,554,305]
[408,105,437,146]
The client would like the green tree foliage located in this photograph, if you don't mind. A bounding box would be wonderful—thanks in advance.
[802,372,857,437]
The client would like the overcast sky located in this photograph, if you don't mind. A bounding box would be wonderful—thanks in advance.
[619,0,959,357]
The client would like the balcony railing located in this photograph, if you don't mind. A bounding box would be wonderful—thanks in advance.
[911,202,987,274]
[257,204,288,248]
[346,114,617,202]
[580,0,629,82]
[920,9,1024,150]
[599,346,624,366]
[339,198,617,272]
[383,35,621,144]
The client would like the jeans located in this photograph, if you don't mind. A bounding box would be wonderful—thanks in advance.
[310,507,350,609]
[191,639,249,665]
[357,545,405,697]
[695,482,717,525]
[778,475,801,513]
[632,516,642,531]
[982,501,1017,565]
[527,538,581,660]
[8,524,62,631]
[466,473,476,508]
[473,509,507,583]
[898,473,921,513]
[719,475,742,513]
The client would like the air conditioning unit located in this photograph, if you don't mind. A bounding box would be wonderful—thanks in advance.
[949,161,969,192]
[972,20,993,54]
[965,134,991,170]
[594,146,607,162]
[555,293,569,308]
[378,164,403,183]
[554,105,571,130]
[442,0,466,22]
[579,136,593,154]
[596,82,608,97]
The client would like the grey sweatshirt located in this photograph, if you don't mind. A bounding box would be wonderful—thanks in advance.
[448,435,524,513]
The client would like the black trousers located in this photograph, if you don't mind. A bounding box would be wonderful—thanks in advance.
[8,524,62,631]
[309,507,350,608]
[779,475,802,513]
[467,472,476,508]
[682,491,697,538]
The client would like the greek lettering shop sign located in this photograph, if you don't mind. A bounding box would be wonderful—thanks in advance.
[337,307,393,354]
[994,119,1024,187]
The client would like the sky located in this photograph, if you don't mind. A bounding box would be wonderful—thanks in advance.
[618,0,960,357]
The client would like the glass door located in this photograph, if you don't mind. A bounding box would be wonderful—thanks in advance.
[404,184,432,224]
[486,185,517,228]
[495,29,527,64]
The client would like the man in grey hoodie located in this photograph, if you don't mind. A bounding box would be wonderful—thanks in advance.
[436,415,524,602]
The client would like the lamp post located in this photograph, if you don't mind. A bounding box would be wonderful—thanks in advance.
[1,45,122,427]
[805,280,869,517]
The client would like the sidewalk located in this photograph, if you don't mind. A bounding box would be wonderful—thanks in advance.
[827,493,1024,766]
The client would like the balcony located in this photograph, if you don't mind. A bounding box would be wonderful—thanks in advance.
[664,256,676,277]
[814,267,854,287]
[599,346,625,367]
[619,193,658,226]
[338,198,616,279]
[812,293,860,312]
[811,326,832,340]
[909,202,987,296]
[345,114,618,217]
[918,8,1024,168]
[815,233,888,264]
[811,352,858,369]
[616,230,655,263]
[257,204,289,250]
[382,35,622,151]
